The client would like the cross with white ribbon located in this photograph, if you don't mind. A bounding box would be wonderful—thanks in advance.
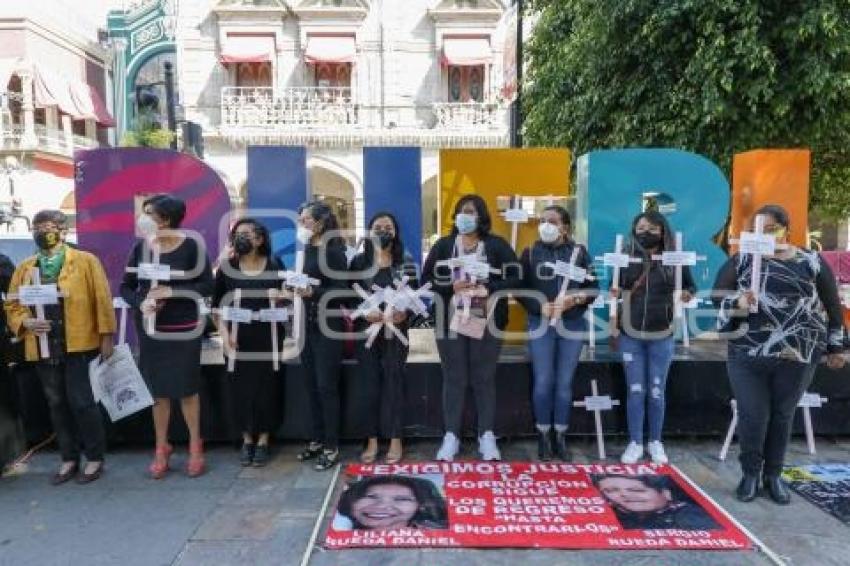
[5,267,65,358]
[595,234,642,325]
[573,379,620,460]
[351,284,406,348]
[651,232,706,347]
[500,194,530,250]
[125,242,186,336]
[544,246,595,327]
[729,214,788,313]
[436,245,497,322]
[389,276,433,318]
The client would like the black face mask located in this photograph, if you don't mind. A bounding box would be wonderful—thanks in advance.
[375,231,394,249]
[232,235,253,255]
[34,231,60,251]
[635,231,662,249]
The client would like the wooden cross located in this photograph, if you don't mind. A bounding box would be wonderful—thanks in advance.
[125,243,186,336]
[544,246,595,327]
[595,234,642,327]
[651,232,706,347]
[278,248,320,345]
[730,214,788,313]
[573,379,620,460]
[500,194,530,250]
[6,267,64,358]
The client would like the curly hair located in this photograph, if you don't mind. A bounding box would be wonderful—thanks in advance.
[337,475,449,530]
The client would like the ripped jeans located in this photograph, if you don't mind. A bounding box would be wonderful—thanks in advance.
[618,334,675,444]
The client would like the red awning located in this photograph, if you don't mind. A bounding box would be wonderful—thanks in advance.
[33,64,80,117]
[69,81,115,127]
[304,35,356,64]
[442,37,492,66]
[220,34,275,64]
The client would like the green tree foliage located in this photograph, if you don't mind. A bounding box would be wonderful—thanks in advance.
[524,0,850,219]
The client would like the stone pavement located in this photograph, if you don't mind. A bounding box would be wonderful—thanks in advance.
[1,438,849,566]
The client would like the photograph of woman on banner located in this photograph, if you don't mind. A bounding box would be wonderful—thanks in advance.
[612,211,696,466]
[121,195,214,480]
[518,205,598,461]
[334,475,449,531]
[212,218,286,468]
[350,212,418,465]
[422,194,520,462]
[713,204,846,505]
[294,201,350,471]
[593,474,719,531]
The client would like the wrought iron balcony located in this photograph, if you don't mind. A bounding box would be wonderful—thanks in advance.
[432,101,505,130]
[220,86,358,129]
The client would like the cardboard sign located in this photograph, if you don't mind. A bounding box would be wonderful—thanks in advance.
[221,307,253,324]
[504,208,530,223]
[737,232,776,256]
[603,253,631,269]
[17,284,59,306]
[259,308,289,323]
[137,262,172,281]
[660,251,698,267]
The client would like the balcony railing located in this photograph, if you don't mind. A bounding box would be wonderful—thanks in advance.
[221,86,358,129]
[432,101,504,130]
[0,125,99,156]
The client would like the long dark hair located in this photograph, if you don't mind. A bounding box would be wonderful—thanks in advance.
[298,200,345,248]
[337,475,449,530]
[229,217,272,258]
[450,194,492,237]
[628,210,675,256]
[363,211,404,266]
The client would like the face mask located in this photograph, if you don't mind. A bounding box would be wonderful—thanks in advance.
[34,231,60,251]
[768,227,787,242]
[374,231,394,249]
[232,234,253,255]
[137,215,158,237]
[455,213,477,235]
[635,231,662,249]
[296,225,314,244]
[538,222,561,244]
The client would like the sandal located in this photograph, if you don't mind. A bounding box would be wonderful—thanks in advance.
[385,441,403,465]
[314,448,339,471]
[297,441,323,462]
[187,440,206,478]
[149,444,173,480]
[360,439,379,464]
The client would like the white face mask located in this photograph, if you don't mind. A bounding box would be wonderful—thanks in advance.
[136,215,158,237]
[455,213,477,235]
[296,225,314,244]
[538,222,561,243]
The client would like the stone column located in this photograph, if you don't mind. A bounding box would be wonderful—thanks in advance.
[18,70,37,148]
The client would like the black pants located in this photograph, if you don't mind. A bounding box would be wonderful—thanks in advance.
[301,324,344,449]
[727,353,811,476]
[36,351,106,462]
[357,334,408,439]
[230,359,281,436]
[436,329,502,436]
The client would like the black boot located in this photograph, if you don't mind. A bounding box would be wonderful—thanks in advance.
[537,430,553,461]
[736,474,760,502]
[553,430,570,461]
[763,475,791,505]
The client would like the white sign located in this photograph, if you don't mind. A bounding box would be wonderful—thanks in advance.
[137,262,172,281]
[259,308,289,323]
[504,208,529,223]
[738,232,776,256]
[460,255,493,280]
[583,395,614,411]
[798,392,824,408]
[551,260,588,282]
[660,251,698,266]
[285,272,312,289]
[603,252,631,269]
[112,297,130,309]
[17,284,59,306]
[221,307,253,324]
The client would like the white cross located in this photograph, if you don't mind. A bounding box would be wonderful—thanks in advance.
[6,267,65,358]
[595,234,642,324]
[573,379,620,460]
[730,214,788,313]
[351,283,406,348]
[500,194,530,250]
[259,288,290,372]
[651,232,706,347]
[218,289,290,372]
[436,249,497,322]
[278,248,320,345]
[544,246,596,327]
[222,288,250,372]
[389,276,433,317]
[586,294,606,351]
[112,297,130,345]
[125,243,186,336]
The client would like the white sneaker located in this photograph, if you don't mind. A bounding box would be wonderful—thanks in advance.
[620,441,644,464]
[478,431,501,461]
[436,432,460,462]
[647,441,669,465]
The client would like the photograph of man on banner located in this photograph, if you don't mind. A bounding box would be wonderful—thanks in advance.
[593,474,720,531]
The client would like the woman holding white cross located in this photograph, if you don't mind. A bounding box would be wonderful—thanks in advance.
[212,218,286,468]
[714,204,846,505]
[612,210,696,466]
[518,205,598,461]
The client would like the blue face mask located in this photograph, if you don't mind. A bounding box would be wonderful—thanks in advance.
[455,213,477,235]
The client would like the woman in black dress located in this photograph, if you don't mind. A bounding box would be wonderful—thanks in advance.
[120,195,214,479]
[294,201,349,471]
[350,212,417,464]
[213,219,285,467]
[714,204,846,504]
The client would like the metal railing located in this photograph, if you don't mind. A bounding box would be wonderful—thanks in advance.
[432,101,504,129]
[0,125,99,156]
[221,86,358,129]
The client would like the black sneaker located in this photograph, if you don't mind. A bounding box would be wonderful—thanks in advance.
[537,430,553,461]
[553,431,570,461]
[314,448,339,471]
[240,443,255,467]
[253,445,270,467]
[297,441,323,462]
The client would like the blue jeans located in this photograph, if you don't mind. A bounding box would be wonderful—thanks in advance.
[618,334,675,443]
[527,315,585,427]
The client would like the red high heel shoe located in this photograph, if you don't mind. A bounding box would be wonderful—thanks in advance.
[187,440,205,478]
[149,443,173,480]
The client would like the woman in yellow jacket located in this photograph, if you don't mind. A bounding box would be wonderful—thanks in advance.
[5,210,115,485]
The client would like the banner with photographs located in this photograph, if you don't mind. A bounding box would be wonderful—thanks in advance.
[783,464,850,525]
[324,462,752,550]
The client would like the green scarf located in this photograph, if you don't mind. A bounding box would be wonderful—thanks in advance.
[37,244,66,282]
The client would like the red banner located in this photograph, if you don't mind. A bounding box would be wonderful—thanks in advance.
[324,462,752,551]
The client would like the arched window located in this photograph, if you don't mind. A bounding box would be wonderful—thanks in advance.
[131,51,177,128]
